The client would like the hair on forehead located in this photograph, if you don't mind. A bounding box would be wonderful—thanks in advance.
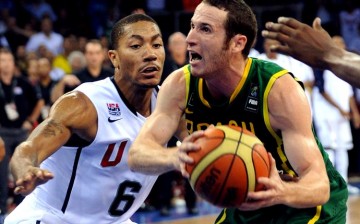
[110,14,160,50]
[202,0,257,57]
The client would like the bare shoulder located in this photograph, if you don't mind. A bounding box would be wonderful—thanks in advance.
[158,67,187,111]
[161,67,186,87]
[50,91,97,132]
[268,74,311,130]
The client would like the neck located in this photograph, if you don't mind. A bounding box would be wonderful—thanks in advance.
[40,76,51,86]
[204,57,247,99]
[114,75,153,117]
[1,73,13,85]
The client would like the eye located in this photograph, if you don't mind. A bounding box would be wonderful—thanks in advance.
[130,44,141,49]
[201,26,211,33]
[153,43,163,49]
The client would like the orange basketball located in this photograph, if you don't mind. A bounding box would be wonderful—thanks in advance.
[185,125,270,208]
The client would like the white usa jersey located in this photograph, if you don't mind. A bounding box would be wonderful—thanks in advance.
[5,77,158,224]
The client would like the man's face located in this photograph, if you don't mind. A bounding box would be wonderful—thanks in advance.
[85,43,105,68]
[168,33,187,57]
[0,52,15,77]
[38,58,52,78]
[186,3,230,77]
[111,21,165,88]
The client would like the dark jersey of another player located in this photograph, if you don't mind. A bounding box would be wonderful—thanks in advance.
[183,58,348,223]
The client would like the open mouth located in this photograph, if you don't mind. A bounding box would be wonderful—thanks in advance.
[190,52,202,62]
[141,66,158,73]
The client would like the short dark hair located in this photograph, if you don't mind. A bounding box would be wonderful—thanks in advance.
[110,14,160,50]
[202,0,257,56]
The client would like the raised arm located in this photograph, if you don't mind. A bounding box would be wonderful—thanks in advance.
[10,91,97,195]
[129,69,201,175]
[262,17,360,88]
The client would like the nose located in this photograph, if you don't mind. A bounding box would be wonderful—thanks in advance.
[143,45,157,62]
[186,29,196,47]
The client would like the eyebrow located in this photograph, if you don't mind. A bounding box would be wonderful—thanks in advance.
[129,33,162,41]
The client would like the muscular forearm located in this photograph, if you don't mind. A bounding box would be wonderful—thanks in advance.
[128,141,178,175]
[10,142,39,181]
[325,48,360,88]
[282,174,330,208]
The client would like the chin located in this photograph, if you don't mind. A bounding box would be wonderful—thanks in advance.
[139,81,159,89]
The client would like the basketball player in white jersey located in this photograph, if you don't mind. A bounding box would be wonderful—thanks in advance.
[5,13,165,224]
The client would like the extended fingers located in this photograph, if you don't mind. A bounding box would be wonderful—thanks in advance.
[182,130,205,144]
[264,20,295,37]
[277,17,303,29]
[14,169,54,194]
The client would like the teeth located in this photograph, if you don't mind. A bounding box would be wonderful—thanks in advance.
[191,57,200,61]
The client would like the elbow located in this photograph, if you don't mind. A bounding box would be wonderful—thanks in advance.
[318,178,331,205]
[320,185,330,205]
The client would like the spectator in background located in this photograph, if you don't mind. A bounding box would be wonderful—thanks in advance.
[258,38,314,109]
[249,48,260,58]
[14,45,29,76]
[339,0,360,48]
[0,48,44,220]
[67,50,87,74]
[349,23,360,54]
[52,34,77,74]
[350,87,360,175]
[312,35,360,194]
[36,57,58,122]
[25,15,63,57]
[35,45,65,81]
[77,36,88,53]
[162,32,188,83]
[51,39,113,103]
[2,16,34,54]
[25,57,39,85]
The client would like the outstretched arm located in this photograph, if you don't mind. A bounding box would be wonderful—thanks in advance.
[10,91,97,195]
[262,17,360,88]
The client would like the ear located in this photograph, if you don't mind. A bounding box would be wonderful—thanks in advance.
[108,50,119,68]
[231,34,247,53]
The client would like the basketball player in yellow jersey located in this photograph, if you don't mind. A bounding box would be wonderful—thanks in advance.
[129,0,348,223]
